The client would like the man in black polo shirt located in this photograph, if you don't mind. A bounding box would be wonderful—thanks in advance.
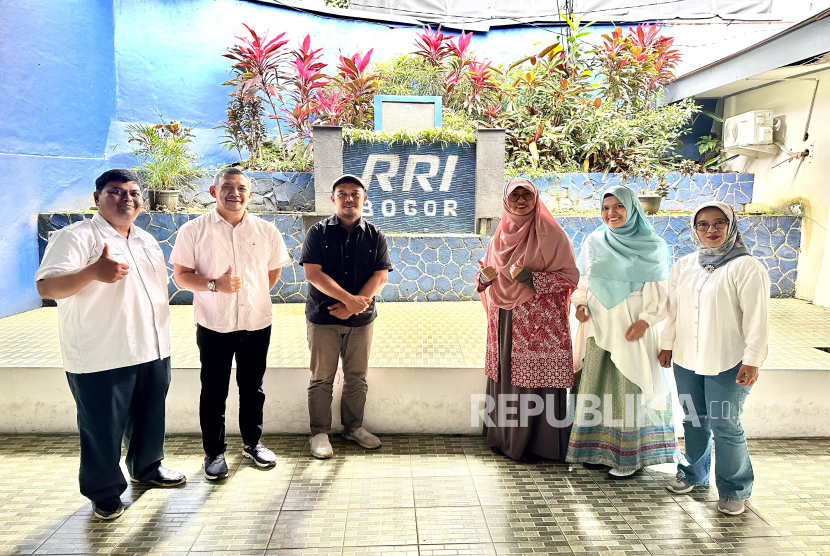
[300,174,393,459]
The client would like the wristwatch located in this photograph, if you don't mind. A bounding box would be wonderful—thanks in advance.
[207,280,216,292]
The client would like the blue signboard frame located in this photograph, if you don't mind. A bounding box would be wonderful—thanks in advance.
[373,95,442,131]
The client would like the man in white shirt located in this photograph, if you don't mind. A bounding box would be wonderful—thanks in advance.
[170,167,290,480]
[36,169,185,521]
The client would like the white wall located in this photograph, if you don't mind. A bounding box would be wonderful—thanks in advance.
[723,68,830,303]
[3,366,829,438]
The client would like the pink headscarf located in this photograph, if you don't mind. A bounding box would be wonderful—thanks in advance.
[480,178,579,311]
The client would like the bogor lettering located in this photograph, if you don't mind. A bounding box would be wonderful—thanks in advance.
[359,154,460,218]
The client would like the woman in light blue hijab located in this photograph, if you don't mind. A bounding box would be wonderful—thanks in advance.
[567,185,679,478]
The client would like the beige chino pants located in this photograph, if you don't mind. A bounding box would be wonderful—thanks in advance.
[306,321,374,435]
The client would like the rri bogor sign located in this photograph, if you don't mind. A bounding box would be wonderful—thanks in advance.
[312,126,505,236]
[342,141,476,234]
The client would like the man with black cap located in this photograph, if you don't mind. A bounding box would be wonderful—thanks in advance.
[300,174,393,459]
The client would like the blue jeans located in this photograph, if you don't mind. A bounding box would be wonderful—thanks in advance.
[673,362,753,500]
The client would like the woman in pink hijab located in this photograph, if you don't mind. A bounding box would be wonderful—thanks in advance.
[476,178,580,461]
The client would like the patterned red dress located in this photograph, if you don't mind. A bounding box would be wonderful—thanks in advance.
[484,271,575,388]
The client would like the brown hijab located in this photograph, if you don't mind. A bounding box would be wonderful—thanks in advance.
[480,178,579,311]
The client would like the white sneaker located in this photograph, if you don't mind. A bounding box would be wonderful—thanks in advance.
[343,427,382,449]
[608,467,638,478]
[310,433,333,459]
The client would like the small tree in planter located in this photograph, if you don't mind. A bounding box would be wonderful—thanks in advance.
[126,118,202,211]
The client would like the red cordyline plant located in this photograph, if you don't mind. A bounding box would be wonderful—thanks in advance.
[222,24,290,102]
[334,49,381,128]
[220,24,291,158]
[413,26,501,121]
[465,58,500,114]
[315,88,348,126]
[414,25,452,66]
[276,35,329,140]
[596,23,681,108]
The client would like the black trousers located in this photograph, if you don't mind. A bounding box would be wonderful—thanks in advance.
[196,324,271,457]
[65,358,171,504]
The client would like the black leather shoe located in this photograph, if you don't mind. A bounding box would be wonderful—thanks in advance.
[204,453,229,480]
[131,466,186,487]
[92,497,124,520]
[243,443,277,468]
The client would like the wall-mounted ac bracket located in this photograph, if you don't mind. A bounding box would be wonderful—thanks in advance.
[723,144,779,158]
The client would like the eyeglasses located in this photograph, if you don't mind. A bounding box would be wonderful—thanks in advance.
[694,219,729,232]
[507,192,535,202]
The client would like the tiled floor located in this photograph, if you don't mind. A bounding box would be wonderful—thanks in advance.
[1,299,827,370]
[1,435,830,555]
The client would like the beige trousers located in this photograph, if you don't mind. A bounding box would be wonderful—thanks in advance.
[306,321,374,435]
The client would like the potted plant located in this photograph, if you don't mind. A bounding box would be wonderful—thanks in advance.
[127,118,202,211]
[638,178,674,215]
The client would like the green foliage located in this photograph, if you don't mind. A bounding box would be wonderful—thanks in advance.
[375,55,445,97]
[237,141,313,172]
[498,19,697,186]
[126,117,202,191]
[697,134,720,155]
[342,126,476,146]
[217,20,700,182]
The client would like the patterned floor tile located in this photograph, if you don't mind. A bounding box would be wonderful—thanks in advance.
[267,508,346,549]
[679,499,781,538]
[33,515,138,554]
[715,536,805,555]
[343,508,417,546]
[612,501,710,539]
[416,506,492,545]
[640,537,726,555]
[411,455,472,477]
[3,435,830,555]
[281,478,351,510]
[482,504,564,543]
[474,475,546,507]
[788,535,830,555]
[189,512,278,552]
[493,541,574,554]
[414,475,481,507]
[548,503,638,542]
[341,546,419,555]
[348,454,412,478]
[418,543,498,555]
[565,538,649,555]
[349,476,415,508]
[110,511,208,554]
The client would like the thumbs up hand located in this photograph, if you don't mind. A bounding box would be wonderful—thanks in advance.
[91,244,130,283]
[215,265,243,293]
[477,259,497,283]
[509,259,525,279]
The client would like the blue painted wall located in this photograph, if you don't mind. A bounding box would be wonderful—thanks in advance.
[0,0,115,317]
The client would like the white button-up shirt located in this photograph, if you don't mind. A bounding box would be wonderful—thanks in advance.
[169,209,290,333]
[35,212,171,374]
[661,253,771,374]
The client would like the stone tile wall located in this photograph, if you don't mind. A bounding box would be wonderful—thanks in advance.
[38,213,308,304]
[183,171,314,213]
[39,212,800,302]
[527,173,754,213]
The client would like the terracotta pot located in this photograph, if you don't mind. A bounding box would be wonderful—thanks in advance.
[638,194,661,215]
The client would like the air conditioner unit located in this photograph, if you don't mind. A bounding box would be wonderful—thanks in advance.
[723,110,774,148]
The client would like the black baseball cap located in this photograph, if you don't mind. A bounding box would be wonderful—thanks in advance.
[331,174,366,192]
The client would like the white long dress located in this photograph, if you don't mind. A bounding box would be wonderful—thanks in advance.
[572,279,671,410]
